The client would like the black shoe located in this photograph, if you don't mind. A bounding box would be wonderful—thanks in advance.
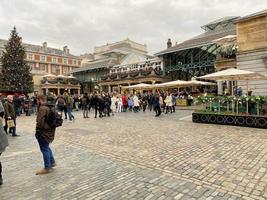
[0,175,3,185]
[12,134,20,137]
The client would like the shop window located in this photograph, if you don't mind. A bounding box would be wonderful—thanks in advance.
[41,55,46,62]
[28,53,33,60]
[52,57,57,63]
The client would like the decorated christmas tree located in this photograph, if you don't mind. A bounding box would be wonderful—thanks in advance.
[0,27,33,94]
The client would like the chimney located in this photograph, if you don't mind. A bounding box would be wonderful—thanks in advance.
[167,38,172,48]
[42,42,47,48]
[63,45,69,54]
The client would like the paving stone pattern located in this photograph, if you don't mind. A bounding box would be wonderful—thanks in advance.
[0,110,267,199]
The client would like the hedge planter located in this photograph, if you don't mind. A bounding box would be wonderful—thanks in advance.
[192,112,267,129]
[118,73,128,79]
[109,74,118,80]
[129,72,139,77]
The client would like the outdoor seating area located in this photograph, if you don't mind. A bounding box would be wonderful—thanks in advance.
[121,79,216,106]
[192,68,267,129]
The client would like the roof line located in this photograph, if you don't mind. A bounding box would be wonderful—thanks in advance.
[155,43,214,56]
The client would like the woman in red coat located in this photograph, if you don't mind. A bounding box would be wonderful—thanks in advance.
[121,93,128,112]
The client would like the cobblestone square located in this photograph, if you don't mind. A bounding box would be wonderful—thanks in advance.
[1,110,267,199]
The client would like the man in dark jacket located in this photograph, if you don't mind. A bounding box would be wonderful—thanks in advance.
[81,93,89,118]
[90,92,99,118]
[0,100,8,185]
[35,95,56,175]
[152,93,161,117]
[4,95,19,136]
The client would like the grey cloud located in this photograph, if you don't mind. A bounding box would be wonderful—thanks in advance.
[0,0,267,55]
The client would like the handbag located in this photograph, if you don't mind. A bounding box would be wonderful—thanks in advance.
[0,119,8,152]
[7,119,15,128]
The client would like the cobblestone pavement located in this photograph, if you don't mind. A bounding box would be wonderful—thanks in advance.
[0,109,267,200]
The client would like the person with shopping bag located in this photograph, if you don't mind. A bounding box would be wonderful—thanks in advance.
[4,95,19,136]
[0,100,9,185]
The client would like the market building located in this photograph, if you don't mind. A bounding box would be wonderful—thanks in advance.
[0,40,82,95]
[156,10,267,96]
[100,57,167,93]
[155,16,240,95]
[72,38,167,94]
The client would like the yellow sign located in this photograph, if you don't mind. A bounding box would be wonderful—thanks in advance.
[176,99,187,106]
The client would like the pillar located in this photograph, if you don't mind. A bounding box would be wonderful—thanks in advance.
[217,81,223,95]
[46,87,48,95]
[118,85,121,94]
[226,81,230,95]
[60,65,63,75]
[108,85,111,93]
[57,88,60,96]
[48,63,52,74]
[78,89,80,96]
[36,62,40,70]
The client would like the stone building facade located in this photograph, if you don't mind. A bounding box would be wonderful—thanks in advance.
[235,10,267,95]
[100,57,167,93]
[0,40,82,95]
[73,38,156,94]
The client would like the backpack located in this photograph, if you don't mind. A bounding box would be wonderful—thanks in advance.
[57,97,65,106]
[46,106,63,128]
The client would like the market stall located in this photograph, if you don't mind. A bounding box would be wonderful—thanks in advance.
[193,68,267,128]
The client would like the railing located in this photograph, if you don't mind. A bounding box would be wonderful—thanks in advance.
[101,67,164,81]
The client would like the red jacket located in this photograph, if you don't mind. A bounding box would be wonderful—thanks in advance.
[122,95,127,106]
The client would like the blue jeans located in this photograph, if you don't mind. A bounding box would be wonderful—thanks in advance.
[66,106,74,120]
[36,135,55,169]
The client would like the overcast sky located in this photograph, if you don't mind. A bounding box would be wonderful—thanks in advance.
[0,0,266,55]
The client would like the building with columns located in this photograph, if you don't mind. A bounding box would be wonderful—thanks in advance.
[73,38,164,94]
[100,57,167,93]
[0,40,82,95]
[156,9,267,96]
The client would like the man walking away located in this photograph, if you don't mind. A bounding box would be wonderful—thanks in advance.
[91,92,99,118]
[65,93,75,122]
[56,95,67,119]
[153,93,161,117]
[81,93,89,118]
[35,95,56,175]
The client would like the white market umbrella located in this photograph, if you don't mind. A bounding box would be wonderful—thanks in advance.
[67,75,76,79]
[43,74,56,78]
[157,80,188,88]
[122,83,152,89]
[198,68,264,81]
[198,68,266,94]
[182,80,216,86]
[57,74,69,79]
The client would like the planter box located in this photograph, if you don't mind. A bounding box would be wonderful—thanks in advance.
[192,112,267,129]
[176,99,188,106]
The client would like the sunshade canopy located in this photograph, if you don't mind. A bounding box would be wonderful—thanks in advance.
[122,83,152,89]
[43,74,56,78]
[198,68,265,81]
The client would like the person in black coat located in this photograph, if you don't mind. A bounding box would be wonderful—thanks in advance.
[90,92,99,118]
[152,93,161,117]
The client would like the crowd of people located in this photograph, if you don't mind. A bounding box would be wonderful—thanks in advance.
[0,89,196,183]
[53,91,184,119]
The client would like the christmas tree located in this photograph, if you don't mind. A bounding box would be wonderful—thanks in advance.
[0,27,33,94]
